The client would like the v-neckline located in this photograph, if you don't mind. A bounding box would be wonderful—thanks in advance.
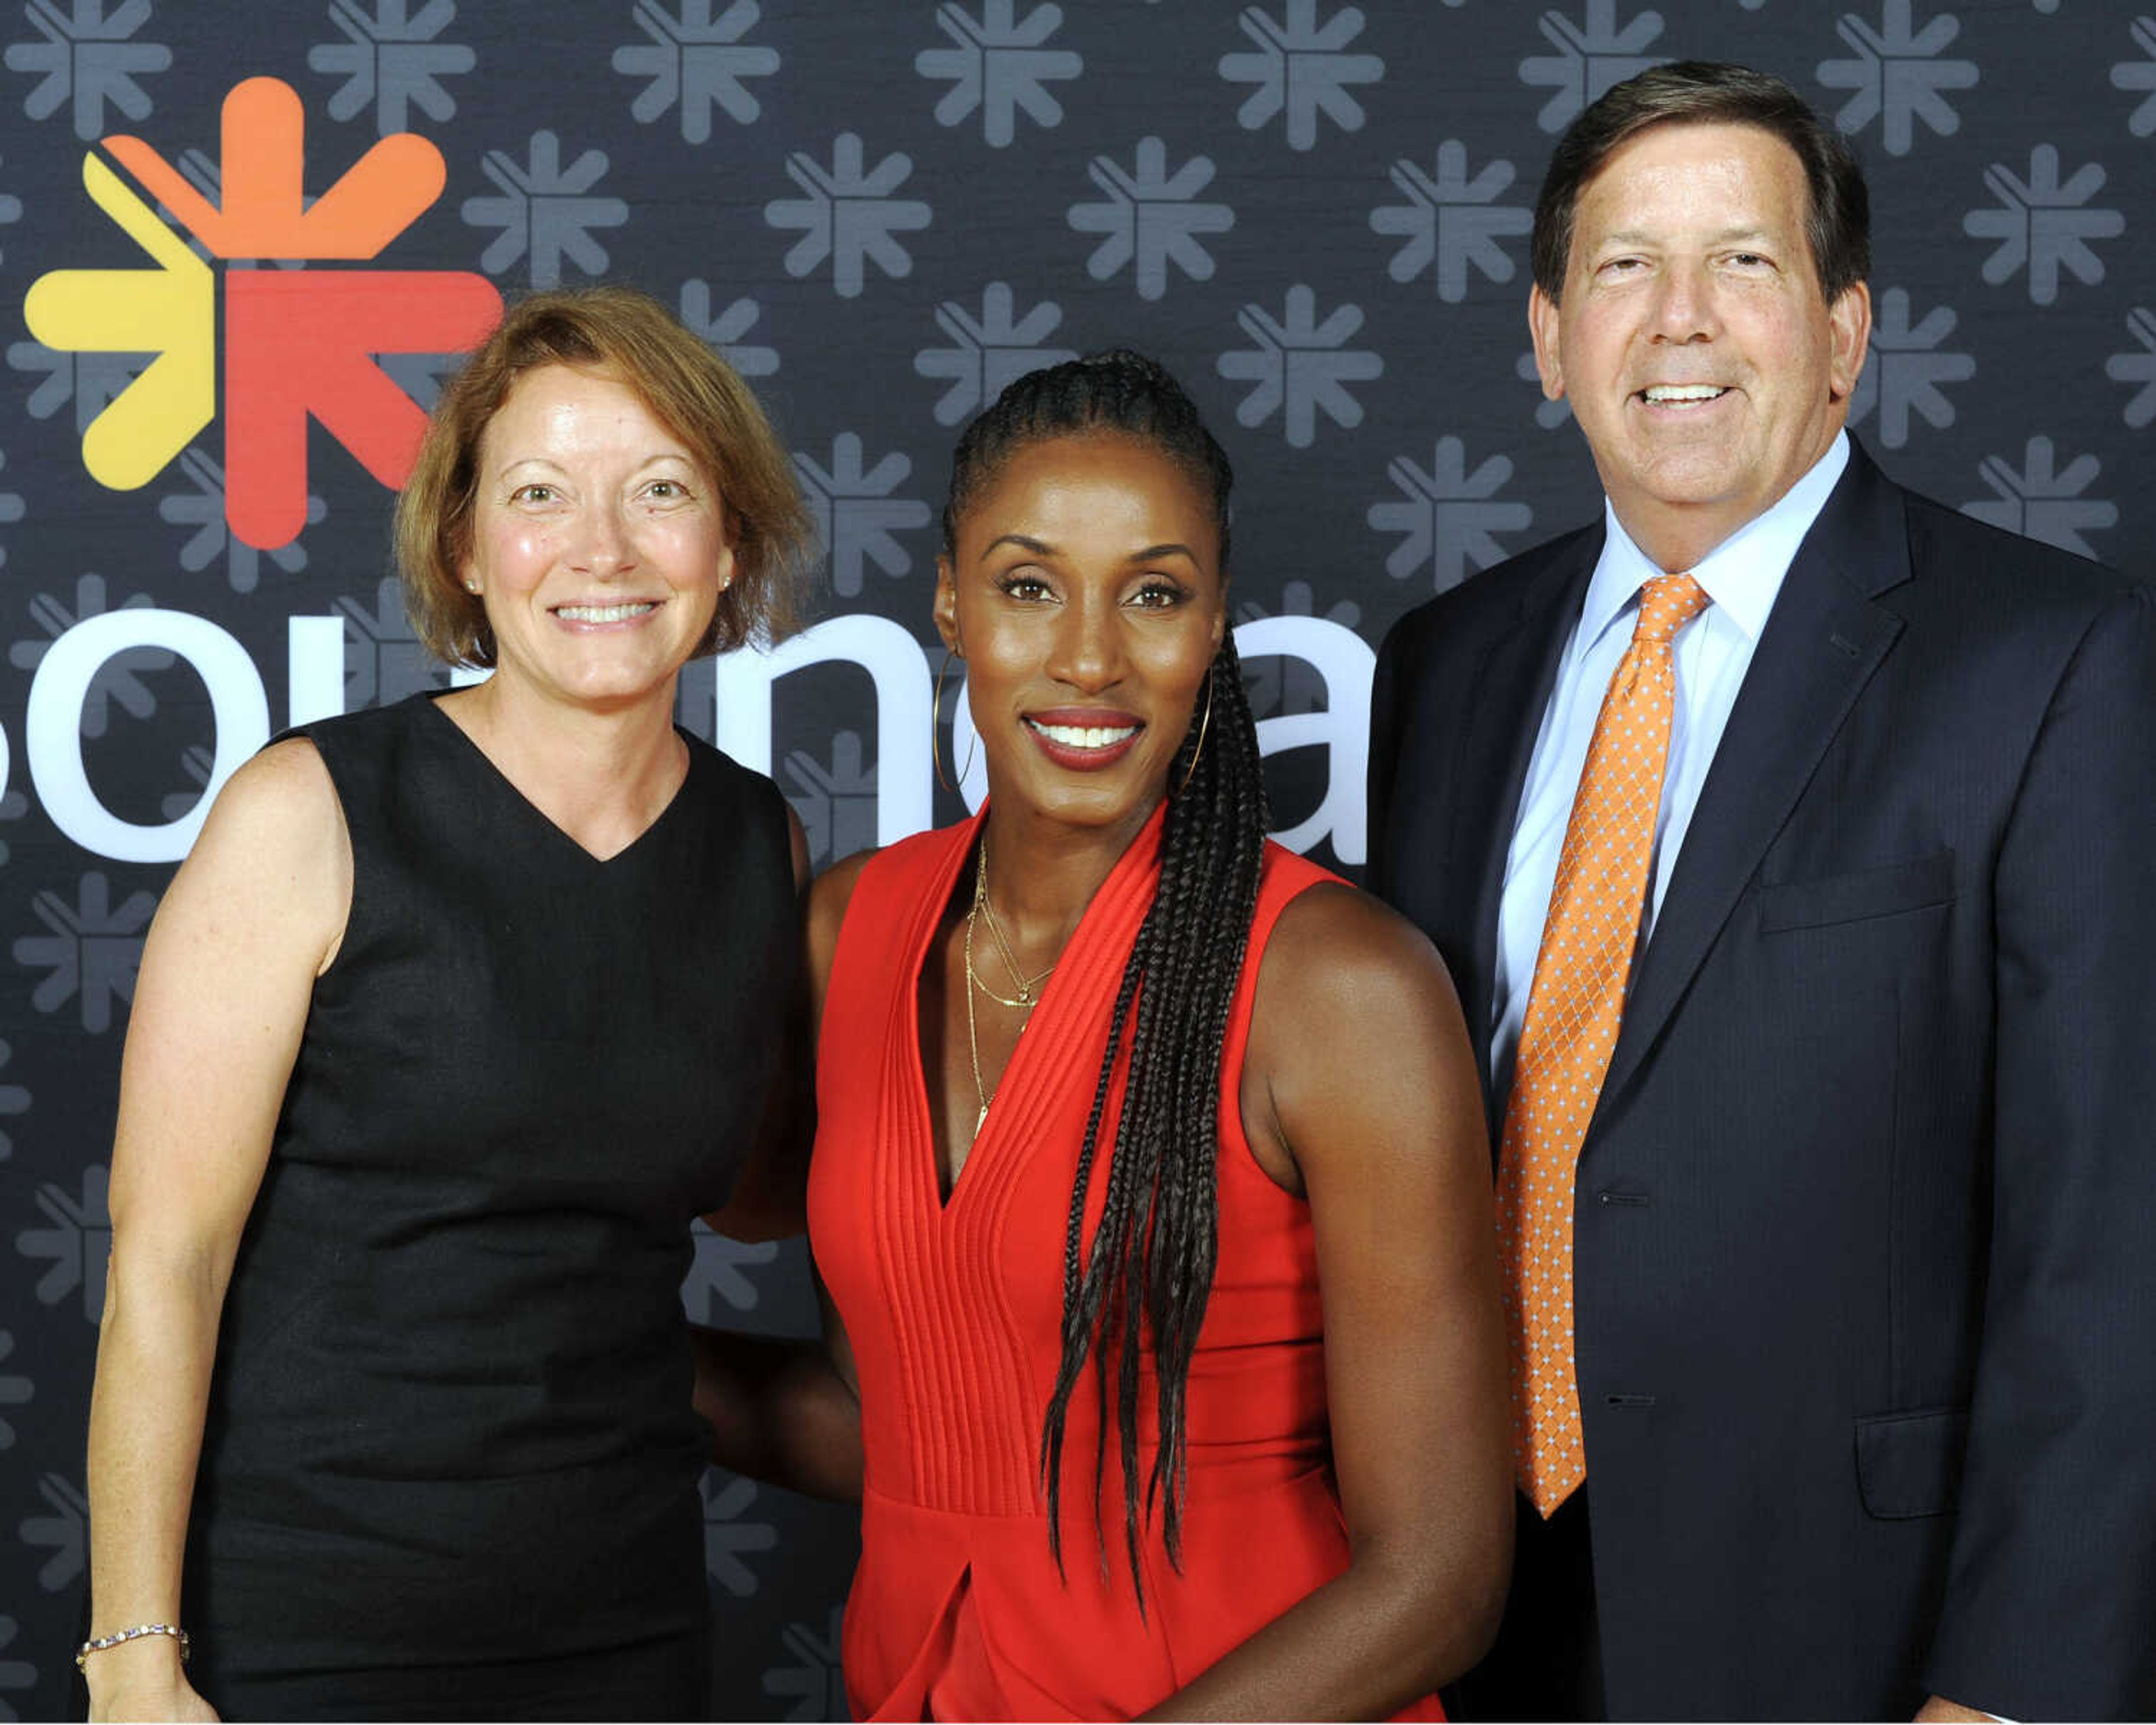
[906,805,1165,1216]
[421,691,696,868]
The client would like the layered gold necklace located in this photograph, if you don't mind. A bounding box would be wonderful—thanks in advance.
[963,841,1055,1133]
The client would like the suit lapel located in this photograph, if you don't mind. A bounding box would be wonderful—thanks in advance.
[1598,445,1913,1116]
[1455,530,1600,1127]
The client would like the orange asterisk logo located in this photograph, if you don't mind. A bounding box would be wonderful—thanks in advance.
[24,75,500,549]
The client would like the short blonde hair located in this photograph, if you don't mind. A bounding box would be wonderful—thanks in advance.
[396,285,815,668]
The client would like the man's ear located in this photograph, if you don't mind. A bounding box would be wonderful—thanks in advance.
[1826,279,1872,404]
[1528,284,1566,403]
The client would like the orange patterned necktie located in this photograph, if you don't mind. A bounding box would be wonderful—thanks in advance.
[1497,571,1710,1516]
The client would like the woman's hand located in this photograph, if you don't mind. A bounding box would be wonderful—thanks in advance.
[84,1634,220,1722]
[89,1680,220,1723]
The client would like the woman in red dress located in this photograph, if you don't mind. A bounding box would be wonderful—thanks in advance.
[703,352,1510,1719]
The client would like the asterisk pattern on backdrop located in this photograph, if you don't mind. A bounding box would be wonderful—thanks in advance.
[1,3,2151,1714]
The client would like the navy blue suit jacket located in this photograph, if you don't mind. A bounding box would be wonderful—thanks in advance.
[1368,442,2156,1720]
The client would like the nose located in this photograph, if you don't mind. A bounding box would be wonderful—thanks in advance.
[569,500,636,578]
[1648,256,1719,343]
[1043,589,1123,693]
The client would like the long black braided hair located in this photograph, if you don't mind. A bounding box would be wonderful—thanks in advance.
[942,351,1272,1598]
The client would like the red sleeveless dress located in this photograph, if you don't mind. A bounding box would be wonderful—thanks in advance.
[807,809,1447,1721]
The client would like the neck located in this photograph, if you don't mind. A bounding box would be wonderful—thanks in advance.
[1615,425,1846,573]
[441,674,687,854]
[1617,498,1761,574]
[975,793,1162,959]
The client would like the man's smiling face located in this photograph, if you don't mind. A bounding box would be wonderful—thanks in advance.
[1528,120,1871,572]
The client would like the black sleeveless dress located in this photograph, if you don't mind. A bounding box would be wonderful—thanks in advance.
[179,693,796,1721]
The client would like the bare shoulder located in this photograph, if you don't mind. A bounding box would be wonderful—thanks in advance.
[149,736,351,979]
[807,847,879,942]
[181,737,346,895]
[1245,877,1483,1194]
[806,847,881,998]
[1255,878,1462,1032]
[213,733,335,814]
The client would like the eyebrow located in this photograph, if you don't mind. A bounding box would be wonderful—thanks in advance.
[1596,225,1778,248]
[492,450,695,481]
[977,533,1199,564]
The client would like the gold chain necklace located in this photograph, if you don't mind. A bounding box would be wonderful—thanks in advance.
[970,842,1054,1007]
[962,841,1054,1132]
[962,906,1001,1134]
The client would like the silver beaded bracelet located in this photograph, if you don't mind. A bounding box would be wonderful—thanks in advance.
[74,1622,191,1671]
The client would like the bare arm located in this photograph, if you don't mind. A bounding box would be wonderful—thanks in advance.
[692,847,873,1500]
[1149,884,1513,1722]
[84,741,349,1721]
[691,1268,862,1499]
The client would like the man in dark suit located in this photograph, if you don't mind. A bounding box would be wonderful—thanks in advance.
[1368,61,2156,1722]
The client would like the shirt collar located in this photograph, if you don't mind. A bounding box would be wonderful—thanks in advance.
[1572,431,1851,664]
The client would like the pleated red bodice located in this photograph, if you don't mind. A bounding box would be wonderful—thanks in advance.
[807,810,1445,1721]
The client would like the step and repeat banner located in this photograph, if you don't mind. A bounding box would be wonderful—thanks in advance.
[1,1,2150,1715]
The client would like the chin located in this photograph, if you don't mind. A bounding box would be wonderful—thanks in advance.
[1635,454,1755,509]
[558,668,679,709]
[1006,765,1167,830]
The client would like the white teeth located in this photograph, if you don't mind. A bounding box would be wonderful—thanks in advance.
[1643,385,1728,404]
[554,601,657,623]
[1029,720,1139,750]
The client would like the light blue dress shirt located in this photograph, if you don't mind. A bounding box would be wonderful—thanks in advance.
[1488,432,1851,1097]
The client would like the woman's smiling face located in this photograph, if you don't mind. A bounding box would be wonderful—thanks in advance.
[935,431,1226,833]
[462,363,732,714]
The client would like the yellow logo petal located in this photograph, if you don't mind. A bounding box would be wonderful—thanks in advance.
[23,153,214,492]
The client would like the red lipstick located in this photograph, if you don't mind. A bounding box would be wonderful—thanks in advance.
[1021,708,1145,773]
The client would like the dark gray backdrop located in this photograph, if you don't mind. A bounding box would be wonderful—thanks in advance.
[2,1,2150,1717]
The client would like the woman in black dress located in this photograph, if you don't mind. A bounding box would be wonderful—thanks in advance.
[80,287,815,1722]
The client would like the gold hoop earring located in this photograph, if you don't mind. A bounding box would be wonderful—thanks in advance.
[1176,665,1216,797]
[933,650,979,796]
